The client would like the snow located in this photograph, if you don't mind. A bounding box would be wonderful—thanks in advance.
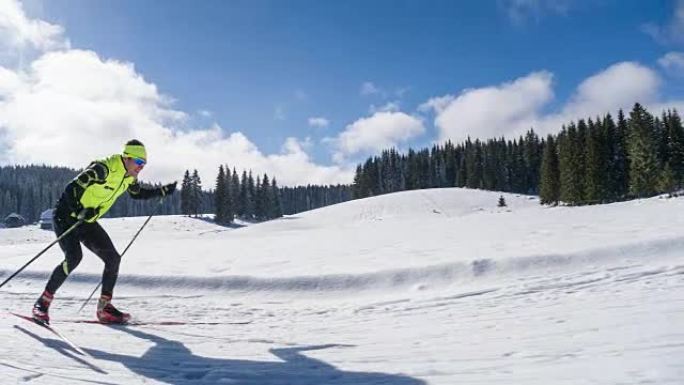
[0,187,682,384]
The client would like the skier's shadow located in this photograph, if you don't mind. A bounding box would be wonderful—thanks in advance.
[86,326,427,385]
[14,326,107,374]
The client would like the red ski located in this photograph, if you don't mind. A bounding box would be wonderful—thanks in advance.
[57,319,252,326]
[9,312,107,374]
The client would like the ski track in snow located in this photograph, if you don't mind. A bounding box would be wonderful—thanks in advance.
[0,188,683,384]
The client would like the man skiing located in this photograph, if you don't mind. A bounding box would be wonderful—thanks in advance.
[32,140,176,324]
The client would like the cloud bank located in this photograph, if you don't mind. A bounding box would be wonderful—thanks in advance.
[0,1,353,186]
[420,60,684,144]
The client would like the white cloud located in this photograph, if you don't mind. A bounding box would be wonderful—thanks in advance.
[643,0,684,44]
[658,51,684,74]
[197,109,212,118]
[264,136,351,185]
[369,101,400,114]
[647,100,684,116]
[0,1,354,186]
[418,95,456,114]
[361,82,409,100]
[330,111,425,162]
[0,0,68,53]
[538,62,661,134]
[0,65,22,96]
[423,62,677,144]
[425,71,554,143]
[308,117,329,128]
[282,137,313,152]
[500,0,570,25]
[0,50,353,185]
[360,81,381,96]
[560,62,659,118]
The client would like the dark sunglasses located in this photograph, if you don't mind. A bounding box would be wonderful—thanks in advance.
[132,158,146,166]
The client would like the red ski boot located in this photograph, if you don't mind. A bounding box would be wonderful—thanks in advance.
[96,295,131,324]
[32,290,54,324]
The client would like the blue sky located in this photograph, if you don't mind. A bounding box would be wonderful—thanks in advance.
[1,0,684,185]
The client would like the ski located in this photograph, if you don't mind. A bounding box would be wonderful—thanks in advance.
[10,312,89,355]
[57,319,253,326]
[9,312,107,374]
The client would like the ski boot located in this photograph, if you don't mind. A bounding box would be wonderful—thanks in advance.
[32,290,54,324]
[96,295,131,324]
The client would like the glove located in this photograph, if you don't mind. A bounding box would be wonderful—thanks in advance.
[77,207,99,221]
[160,181,177,197]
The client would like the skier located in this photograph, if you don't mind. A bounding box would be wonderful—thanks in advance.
[32,140,176,324]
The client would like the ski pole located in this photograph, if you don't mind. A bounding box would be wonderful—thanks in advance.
[77,198,165,313]
[0,219,84,290]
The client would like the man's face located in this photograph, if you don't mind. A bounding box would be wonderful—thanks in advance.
[124,157,145,177]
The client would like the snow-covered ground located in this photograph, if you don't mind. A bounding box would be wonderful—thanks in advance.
[0,187,682,384]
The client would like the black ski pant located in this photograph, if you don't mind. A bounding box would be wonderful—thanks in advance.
[45,213,121,298]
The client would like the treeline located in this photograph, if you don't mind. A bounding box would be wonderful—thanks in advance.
[540,103,684,205]
[183,166,283,225]
[353,103,682,206]
[353,131,542,198]
[200,166,353,223]
[0,165,189,223]
[279,184,353,214]
[0,163,351,225]
[0,165,74,223]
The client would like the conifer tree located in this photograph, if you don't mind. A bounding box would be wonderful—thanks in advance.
[495,139,508,191]
[223,165,234,223]
[231,168,241,218]
[558,125,582,205]
[665,110,684,186]
[575,119,588,201]
[465,138,483,189]
[614,110,630,197]
[214,165,226,224]
[497,195,507,207]
[254,175,264,220]
[352,165,364,198]
[180,170,192,216]
[539,135,560,205]
[238,170,248,218]
[584,118,608,203]
[246,171,256,219]
[658,163,676,195]
[260,174,272,220]
[654,115,669,168]
[627,103,659,198]
[390,148,404,191]
[513,138,527,193]
[191,169,202,217]
[271,177,283,218]
[523,129,542,194]
[456,151,467,187]
[602,113,619,200]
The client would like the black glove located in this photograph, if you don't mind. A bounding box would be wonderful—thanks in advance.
[160,182,177,197]
[77,207,99,221]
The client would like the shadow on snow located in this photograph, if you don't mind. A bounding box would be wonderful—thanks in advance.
[18,324,427,385]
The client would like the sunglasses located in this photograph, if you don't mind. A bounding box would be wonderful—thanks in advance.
[132,158,146,166]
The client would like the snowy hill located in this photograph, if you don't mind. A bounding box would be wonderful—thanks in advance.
[0,188,682,384]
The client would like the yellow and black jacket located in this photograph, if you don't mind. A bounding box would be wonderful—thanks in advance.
[56,154,162,222]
